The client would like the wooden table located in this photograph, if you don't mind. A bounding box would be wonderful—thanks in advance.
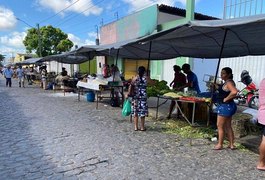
[156,95,211,126]
[77,81,124,109]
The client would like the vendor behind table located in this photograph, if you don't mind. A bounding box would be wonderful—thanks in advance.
[177,63,201,94]
[167,65,187,119]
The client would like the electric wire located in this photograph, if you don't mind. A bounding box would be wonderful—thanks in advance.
[54,0,106,27]
[59,1,156,35]
[39,0,80,24]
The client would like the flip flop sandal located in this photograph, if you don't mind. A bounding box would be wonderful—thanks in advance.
[257,167,265,171]
[213,146,223,150]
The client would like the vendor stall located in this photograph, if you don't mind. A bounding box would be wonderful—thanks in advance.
[77,79,124,109]
[156,92,211,126]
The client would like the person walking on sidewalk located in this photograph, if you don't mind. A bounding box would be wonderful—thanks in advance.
[3,66,14,87]
[257,78,265,171]
[40,65,47,90]
[16,65,25,88]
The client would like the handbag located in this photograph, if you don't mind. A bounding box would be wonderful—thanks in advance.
[122,99,131,117]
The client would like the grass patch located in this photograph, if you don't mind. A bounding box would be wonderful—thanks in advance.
[159,119,216,139]
[151,119,249,151]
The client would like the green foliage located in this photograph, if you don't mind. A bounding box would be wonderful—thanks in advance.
[163,120,216,139]
[23,25,74,57]
[147,80,172,97]
[0,54,5,62]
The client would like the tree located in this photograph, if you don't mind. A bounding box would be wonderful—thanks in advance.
[0,54,5,62]
[0,54,5,67]
[23,25,74,57]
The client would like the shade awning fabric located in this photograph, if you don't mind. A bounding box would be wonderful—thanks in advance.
[75,14,265,60]
[38,52,90,64]
[15,58,43,65]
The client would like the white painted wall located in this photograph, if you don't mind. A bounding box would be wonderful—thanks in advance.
[47,61,78,76]
[161,59,175,85]
[219,56,265,90]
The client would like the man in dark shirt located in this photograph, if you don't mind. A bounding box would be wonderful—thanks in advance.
[178,63,201,94]
[167,65,186,119]
[61,67,68,76]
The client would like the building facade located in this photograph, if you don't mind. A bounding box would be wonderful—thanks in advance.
[98,3,218,88]
[219,0,265,89]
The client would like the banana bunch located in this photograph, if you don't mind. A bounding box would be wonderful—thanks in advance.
[163,92,183,98]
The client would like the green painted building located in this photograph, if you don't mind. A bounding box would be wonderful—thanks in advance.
[98,1,218,83]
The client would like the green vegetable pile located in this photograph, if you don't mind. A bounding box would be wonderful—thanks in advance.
[163,120,216,139]
[147,80,174,97]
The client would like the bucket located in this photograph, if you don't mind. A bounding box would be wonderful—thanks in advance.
[86,91,95,102]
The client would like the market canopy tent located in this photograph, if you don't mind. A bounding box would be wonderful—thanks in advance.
[15,58,42,65]
[75,14,265,60]
[38,52,90,64]
[40,14,265,78]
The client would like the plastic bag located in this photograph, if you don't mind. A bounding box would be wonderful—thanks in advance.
[122,99,131,117]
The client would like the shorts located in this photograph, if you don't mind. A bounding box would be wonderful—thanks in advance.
[18,76,24,82]
[262,125,265,136]
[216,101,237,117]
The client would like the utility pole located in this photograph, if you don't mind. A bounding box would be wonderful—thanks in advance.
[95,25,99,45]
[114,12,119,20]
[37,23,42,57]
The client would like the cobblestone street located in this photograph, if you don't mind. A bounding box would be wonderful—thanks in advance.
[0,77,265,180]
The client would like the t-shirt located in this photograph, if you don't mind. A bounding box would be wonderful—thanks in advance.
[16,68,24,77]
[3,68,13,78]
[187,71,201,94]
[61,70,67,76]
[173,72,186,90]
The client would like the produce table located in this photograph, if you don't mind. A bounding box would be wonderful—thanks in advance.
[156,95,211,126]
[77,81,124,109]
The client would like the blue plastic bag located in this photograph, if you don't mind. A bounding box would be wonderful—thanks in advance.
[122,99,131,117]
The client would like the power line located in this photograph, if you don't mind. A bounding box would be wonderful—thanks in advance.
[57,1,124,33]
[41,1,158,45]
[55,0,106,27]
[16,17,34,28]
[39,0,80,24]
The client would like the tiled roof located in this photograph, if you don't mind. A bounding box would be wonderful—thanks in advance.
[159,4,220,20]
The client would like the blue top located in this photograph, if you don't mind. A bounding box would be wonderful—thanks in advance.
[187,71,200,94]
[3,68,13,78]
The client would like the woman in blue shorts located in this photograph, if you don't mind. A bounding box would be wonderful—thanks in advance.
[213,67,238,150]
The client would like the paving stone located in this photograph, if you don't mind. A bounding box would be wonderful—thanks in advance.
[0,77,263,179]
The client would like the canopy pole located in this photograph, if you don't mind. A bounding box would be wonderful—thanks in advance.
[208,29,228,127]
[214,29,228,83]
[57,62,59,75]
[112,49,120,82]
[147,41,152,75]
[88,60,90,74]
